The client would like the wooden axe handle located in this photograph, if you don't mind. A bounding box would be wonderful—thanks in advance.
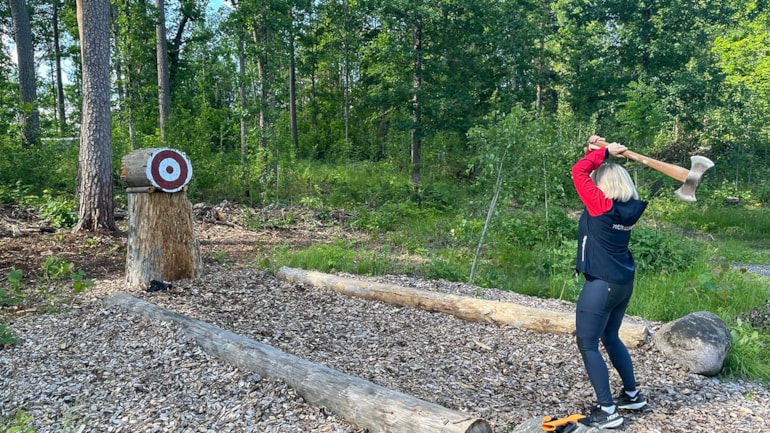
[593,138,690,183]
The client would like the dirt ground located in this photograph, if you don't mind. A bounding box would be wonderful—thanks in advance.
[0,201,360,315]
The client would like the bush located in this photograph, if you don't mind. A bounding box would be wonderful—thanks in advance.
[725,319,770,381]
[631,227,703,273]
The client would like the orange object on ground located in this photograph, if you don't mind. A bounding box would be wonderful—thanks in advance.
[541,414,586,431]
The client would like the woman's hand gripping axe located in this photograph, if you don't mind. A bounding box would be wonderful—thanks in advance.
[592,138,714,202]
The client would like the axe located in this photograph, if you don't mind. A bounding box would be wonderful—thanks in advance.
[593,138,714,202]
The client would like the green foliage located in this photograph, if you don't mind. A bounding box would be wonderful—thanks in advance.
[23,191,77,228]
[629,261,770,324]
[659,200,770,241]
[725,319,770,382]
[616,80,668,144]
[631,227,704,273]
[2,267,24,306]
[5,257,94,312]
[70,269,95,294]
[352,201,424,233]
[467,109,586,209]
[41,256,75,281]
[0,181,30,205]
[0,139,79,200]
[0,324,18,347]
[0,409,35,433]
[495,208,576,248]
[272,239,396,276]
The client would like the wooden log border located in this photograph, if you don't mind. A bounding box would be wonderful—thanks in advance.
[107,293,493,433]
[276,266,650,347]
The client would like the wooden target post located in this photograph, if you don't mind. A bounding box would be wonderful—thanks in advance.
[121,148,203,288]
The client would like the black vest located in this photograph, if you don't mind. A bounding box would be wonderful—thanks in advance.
[576,199,648,285]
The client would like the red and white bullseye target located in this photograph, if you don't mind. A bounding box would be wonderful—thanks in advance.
[145,148,193,193]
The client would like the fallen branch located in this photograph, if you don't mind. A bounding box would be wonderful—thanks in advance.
[276,267,649,347]
[107,293,492,433]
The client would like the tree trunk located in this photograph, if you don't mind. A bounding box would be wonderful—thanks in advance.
[276,267,650,347]
[155,0,171,141]
[124,191,203,287]
[288,8,298,152]
[253,24,270,182]
[410,18,423,187]
[107,293,493,433]
[343,0,350,148]
[75,0,117,232]
[238,32,248,166]
[9,0,40,148]
[52,0,67,134]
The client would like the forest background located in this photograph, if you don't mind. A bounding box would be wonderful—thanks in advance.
[2,0,770,381]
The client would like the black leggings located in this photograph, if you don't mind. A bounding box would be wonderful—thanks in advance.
[575,277,637,407]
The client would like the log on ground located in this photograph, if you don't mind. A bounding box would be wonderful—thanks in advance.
[107,293,493,433]
[276,267,649,347]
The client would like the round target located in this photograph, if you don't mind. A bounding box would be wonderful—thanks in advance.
[145,148,193,192]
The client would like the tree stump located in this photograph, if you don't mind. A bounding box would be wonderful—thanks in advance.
[122,148,202,288]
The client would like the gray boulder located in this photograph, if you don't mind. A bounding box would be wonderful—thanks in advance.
[652,311,732,376]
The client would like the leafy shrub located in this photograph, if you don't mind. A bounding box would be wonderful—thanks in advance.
[0,323,18,347]
[5,257,94,313]
[424,259,468,282]
[725,319,770,381]
[21,190,77,228]
[0,181,29,205]
[2,267,24,304]
[496,207,575,248]
[352,201,425,233]
[0,410,35,433]
[631,227,703,273]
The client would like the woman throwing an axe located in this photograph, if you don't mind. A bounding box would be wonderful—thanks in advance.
[571,135,648,429]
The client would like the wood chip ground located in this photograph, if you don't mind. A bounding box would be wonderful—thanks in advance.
[2,206,769,432]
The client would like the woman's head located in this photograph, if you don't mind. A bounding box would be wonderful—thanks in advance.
[592,163,638,201]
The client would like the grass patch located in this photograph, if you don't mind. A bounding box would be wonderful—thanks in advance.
[653,199,770,242]
[272,239,400,276]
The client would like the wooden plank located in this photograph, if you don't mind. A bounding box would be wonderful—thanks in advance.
[276,267,649,347]
[107,293,493,433]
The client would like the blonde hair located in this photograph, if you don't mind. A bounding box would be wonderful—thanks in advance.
[591,163,639,202]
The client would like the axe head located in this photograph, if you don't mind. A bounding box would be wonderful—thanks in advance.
[674,155,714,202]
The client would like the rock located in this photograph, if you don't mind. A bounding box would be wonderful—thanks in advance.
[652,311,732,376]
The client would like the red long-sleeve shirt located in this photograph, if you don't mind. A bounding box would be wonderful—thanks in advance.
[572,148,613,217]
